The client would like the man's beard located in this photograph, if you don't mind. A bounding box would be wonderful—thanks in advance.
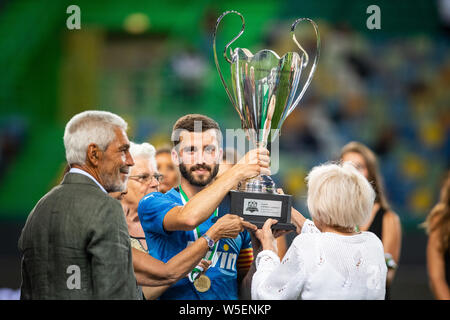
[179,162,219,187]
[101,166,129,193]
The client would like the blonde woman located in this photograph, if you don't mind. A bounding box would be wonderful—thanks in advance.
[340,141,402,299]
[251,162,387,300]
[424,172,450,300]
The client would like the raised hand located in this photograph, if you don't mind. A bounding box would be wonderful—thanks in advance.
[254,219,279,253]
[233,147,271,180]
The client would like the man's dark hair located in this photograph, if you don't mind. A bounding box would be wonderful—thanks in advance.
[171,114,221,147]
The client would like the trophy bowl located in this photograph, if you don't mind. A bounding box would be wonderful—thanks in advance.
[213,11,320,229]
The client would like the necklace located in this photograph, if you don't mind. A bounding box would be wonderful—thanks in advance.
[179,185,218,292]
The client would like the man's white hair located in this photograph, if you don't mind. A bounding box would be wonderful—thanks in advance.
[63,110,128,165]
[129,142,157,170]
[306,161,376,229]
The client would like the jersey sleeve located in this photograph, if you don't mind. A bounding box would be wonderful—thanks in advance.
[241,230,252,249]
[236,230,253,272]
[137,192,180,236]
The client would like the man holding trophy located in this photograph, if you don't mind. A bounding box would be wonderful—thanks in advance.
[138,114,271,299]
[211,11,387,301]
[138,11,322,300]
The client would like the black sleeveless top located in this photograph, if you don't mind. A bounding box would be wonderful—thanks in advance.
[368,206,386,241]
[368,206,390,300]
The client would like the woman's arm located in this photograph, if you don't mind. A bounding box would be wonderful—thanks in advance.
[426,221,450,299]
[142,285,168,300]
[238,219,293,299]
[250,219,305,300]
[276,189,306,234]
[381,211,402,285]
[141,260,211,300]
[133,214,256,289]
[291,207,307,234]
[251,244,305,300]
[276,236,288,259]
[132,241,208,287]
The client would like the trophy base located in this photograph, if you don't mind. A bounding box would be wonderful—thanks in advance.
[230,190,296,230]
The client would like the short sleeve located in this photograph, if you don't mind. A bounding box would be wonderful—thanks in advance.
[241,230,252,250]
[137,192,180,236]
[236,231,253,272]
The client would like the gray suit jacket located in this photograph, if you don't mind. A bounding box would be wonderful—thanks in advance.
[18,172,141,300]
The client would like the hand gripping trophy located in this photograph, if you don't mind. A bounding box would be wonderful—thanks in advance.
[213,11,320,229]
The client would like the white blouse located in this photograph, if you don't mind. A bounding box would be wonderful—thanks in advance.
[252,219,387,300]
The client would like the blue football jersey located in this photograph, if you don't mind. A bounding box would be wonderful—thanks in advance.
[137,187,252,300]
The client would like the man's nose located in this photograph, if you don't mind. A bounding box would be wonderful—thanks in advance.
[193,151,206,165]
[125,151,134,167]
[150,178,159,187]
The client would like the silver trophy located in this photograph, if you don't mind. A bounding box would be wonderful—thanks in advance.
[213,11,320,229]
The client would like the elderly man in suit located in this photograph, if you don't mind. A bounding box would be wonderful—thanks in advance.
[18,110,140,299]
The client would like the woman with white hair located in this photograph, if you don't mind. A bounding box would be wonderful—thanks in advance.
[251,162,388,300]
[121,142,161,252]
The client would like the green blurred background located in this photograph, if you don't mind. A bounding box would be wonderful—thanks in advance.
[0,0,448,299]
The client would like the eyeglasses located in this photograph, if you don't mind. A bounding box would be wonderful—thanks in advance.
[128,173,164,184]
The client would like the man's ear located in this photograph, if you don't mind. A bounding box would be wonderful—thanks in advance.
[171,147,180,166]
[86,143,101,167]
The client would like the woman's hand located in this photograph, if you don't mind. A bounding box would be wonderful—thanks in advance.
[254,219,279,253]
[199,259,212,272]
[247,219,292,257]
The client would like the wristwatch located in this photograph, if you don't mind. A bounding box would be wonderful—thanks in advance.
[202,234,215,249]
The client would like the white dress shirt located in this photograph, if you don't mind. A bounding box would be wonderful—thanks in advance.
[69,167,107,193]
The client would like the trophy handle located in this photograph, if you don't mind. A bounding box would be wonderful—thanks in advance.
[286,18,321,118]
[213,10,245,119]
